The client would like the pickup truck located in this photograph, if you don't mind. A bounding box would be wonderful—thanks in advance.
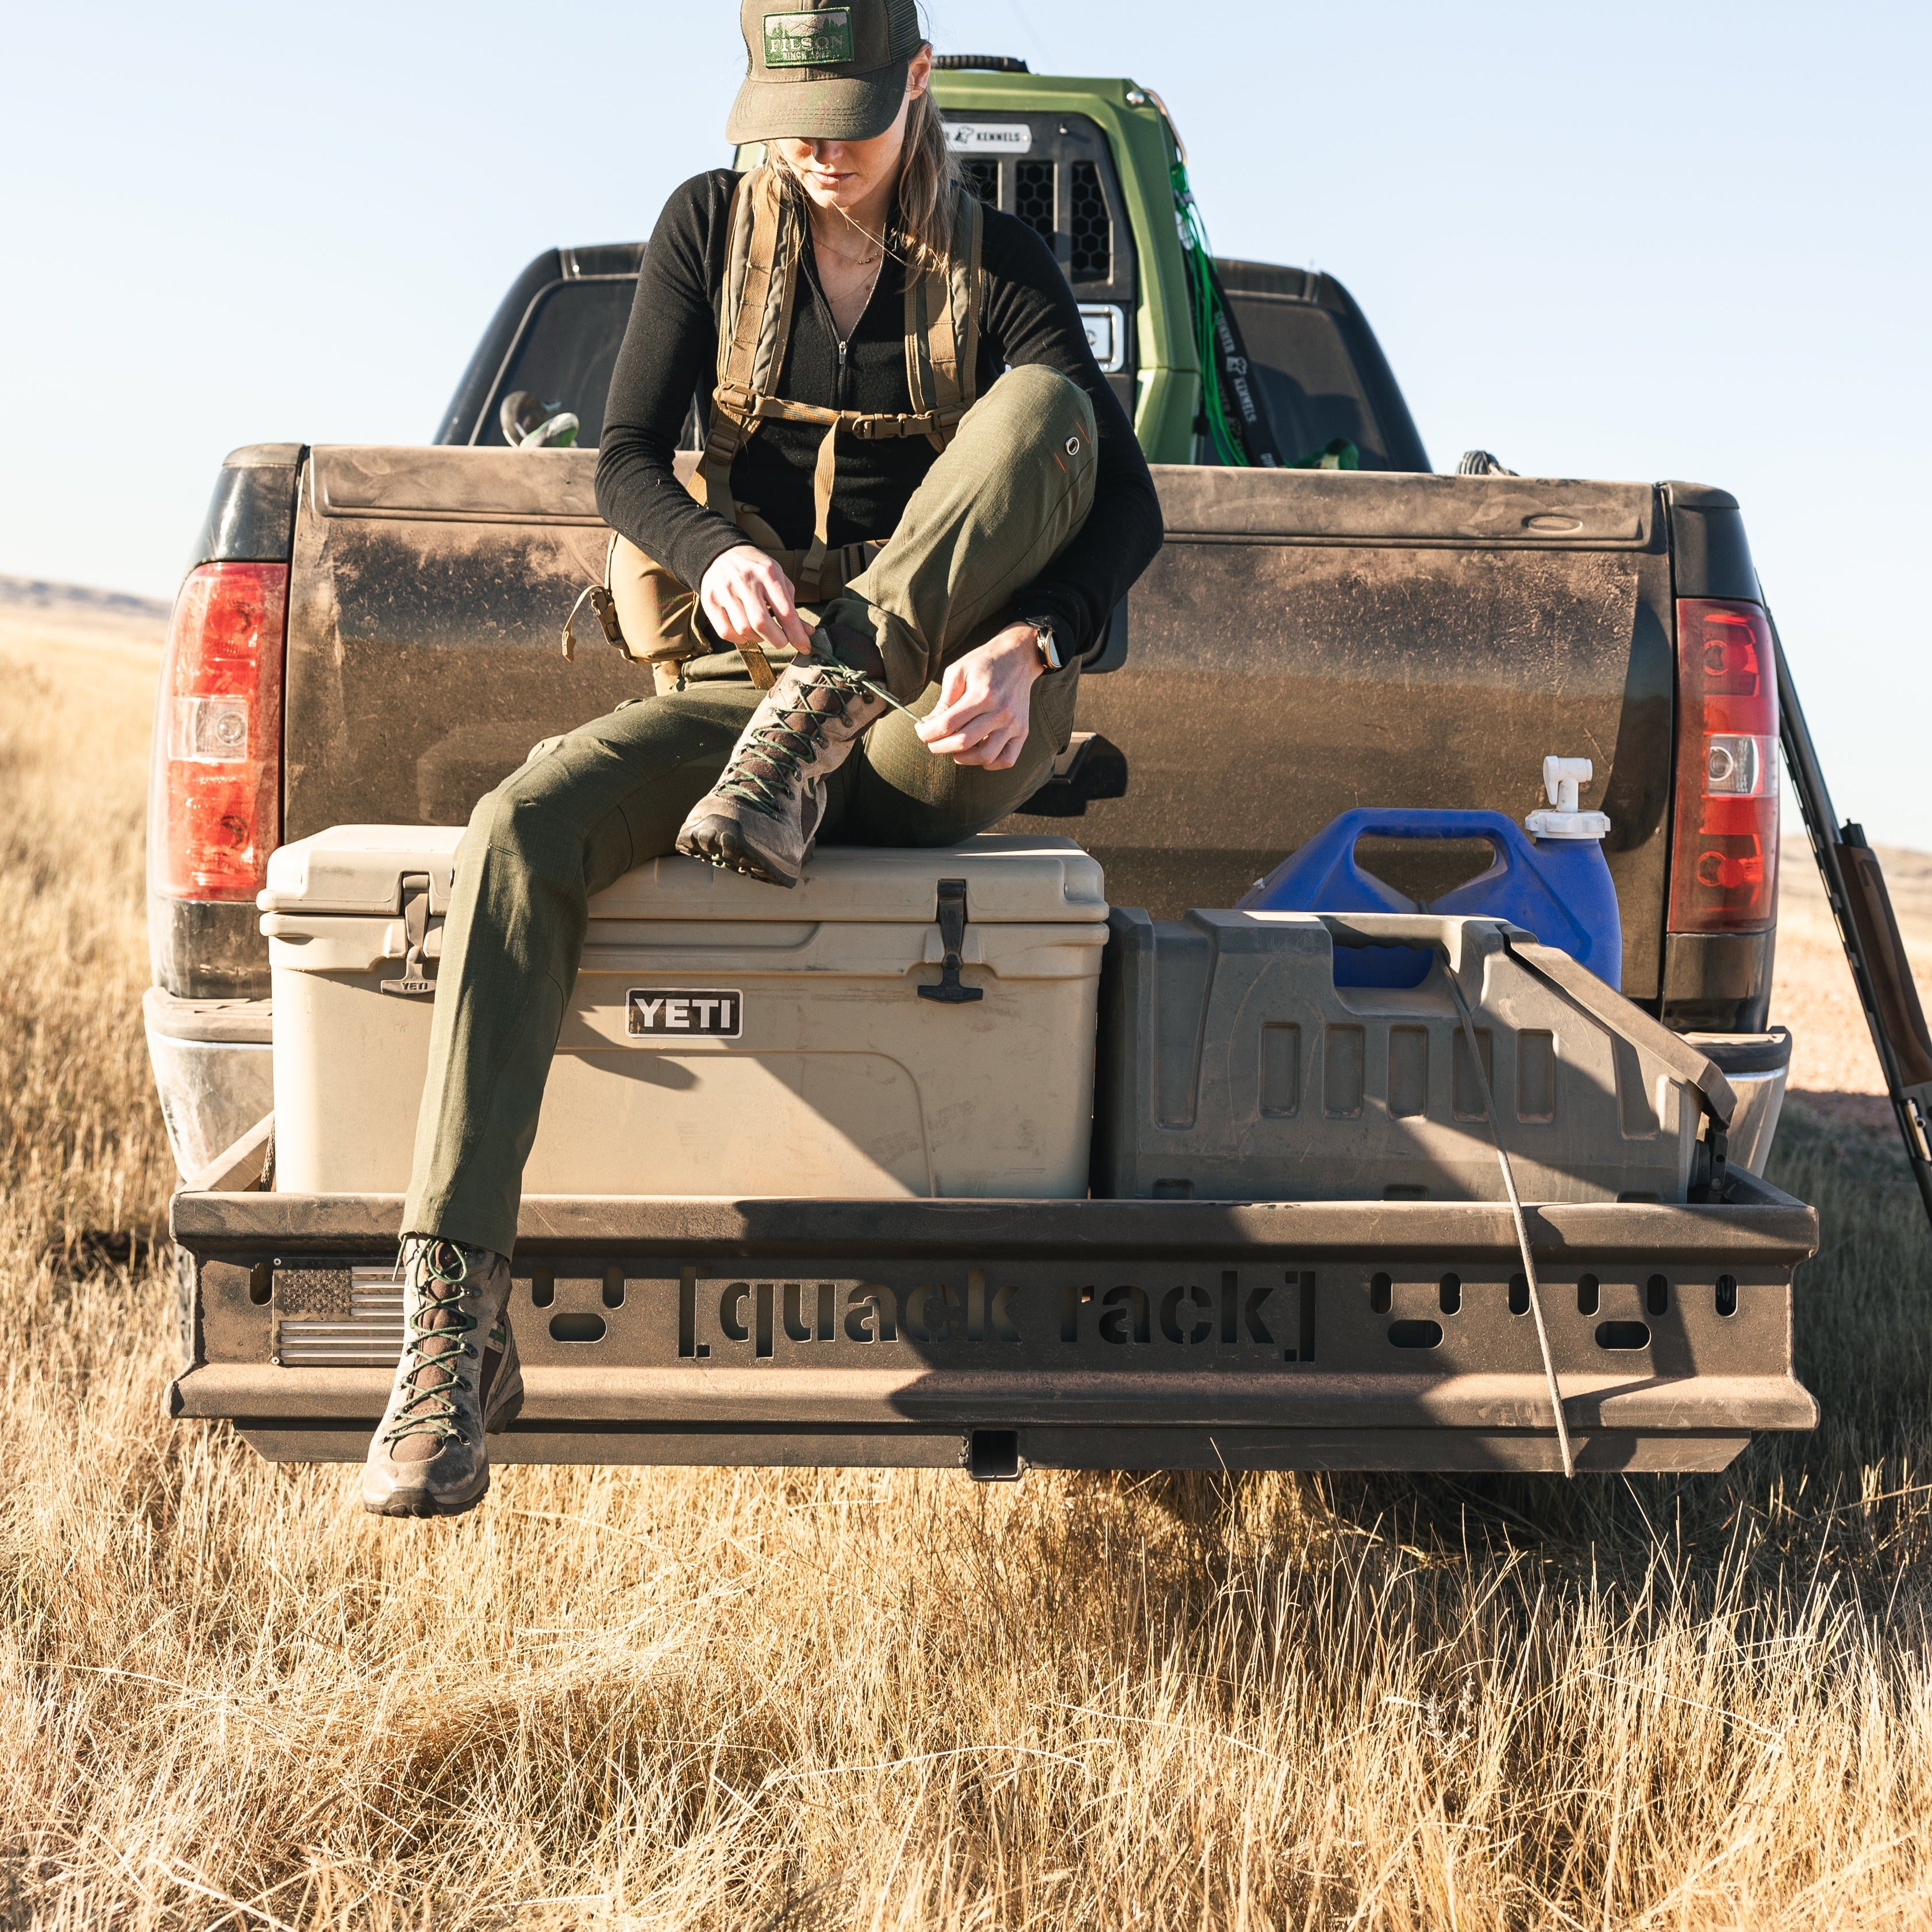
[149,64,1814,1476]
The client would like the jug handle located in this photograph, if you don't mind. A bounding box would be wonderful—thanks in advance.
[1340,808,1529,855]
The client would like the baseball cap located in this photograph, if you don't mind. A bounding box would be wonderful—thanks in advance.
[726,1,926,145]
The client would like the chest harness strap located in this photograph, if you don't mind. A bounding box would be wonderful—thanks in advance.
[699,164,985,607]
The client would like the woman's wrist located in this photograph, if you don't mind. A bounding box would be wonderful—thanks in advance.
[986,621,1048,682]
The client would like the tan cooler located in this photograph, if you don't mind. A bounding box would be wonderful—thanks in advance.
[260,826,1108,1199]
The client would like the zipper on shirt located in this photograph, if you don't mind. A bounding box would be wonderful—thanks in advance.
[800,238,852,409]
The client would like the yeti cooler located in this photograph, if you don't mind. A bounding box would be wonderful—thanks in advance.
[261,826,1108,1198]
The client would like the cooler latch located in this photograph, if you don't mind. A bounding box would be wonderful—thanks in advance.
[380,873,437,998]
[918,878,983,1005]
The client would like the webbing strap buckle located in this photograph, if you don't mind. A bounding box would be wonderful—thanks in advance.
[717,388,952,444]
[850,412,924,441]
[560,582,622,662]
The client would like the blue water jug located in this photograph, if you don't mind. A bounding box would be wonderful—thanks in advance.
[1238,791,1622,991]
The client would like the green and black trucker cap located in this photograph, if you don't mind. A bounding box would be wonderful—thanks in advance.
[725,1,925,145]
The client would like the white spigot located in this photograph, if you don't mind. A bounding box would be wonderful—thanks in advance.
[1526,755,1611,841]
[1545,756,1589,813]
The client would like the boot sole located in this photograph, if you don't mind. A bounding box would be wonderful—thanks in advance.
[364,1477,490,1521]
[359,1378,524,1520]
[676,815,800,889]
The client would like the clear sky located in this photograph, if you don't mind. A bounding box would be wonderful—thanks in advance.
[3,1,1925,842]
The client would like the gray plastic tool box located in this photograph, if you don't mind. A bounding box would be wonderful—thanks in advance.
[1092,910,1734,1206]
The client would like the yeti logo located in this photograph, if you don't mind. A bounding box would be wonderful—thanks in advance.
[626,990,743,1040]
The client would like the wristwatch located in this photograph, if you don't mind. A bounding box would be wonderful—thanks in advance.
[1024,617,1067,672]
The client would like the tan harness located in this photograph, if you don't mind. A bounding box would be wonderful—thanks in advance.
[567,166,984,692]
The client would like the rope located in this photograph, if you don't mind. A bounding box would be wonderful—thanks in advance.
[1172,163,1245,467]
[1171,161,1284,468]
[1444,969,1576,1479]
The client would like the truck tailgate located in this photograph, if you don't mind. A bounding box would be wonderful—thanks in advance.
[281,452,1675,996]
[1031,466,1673,997]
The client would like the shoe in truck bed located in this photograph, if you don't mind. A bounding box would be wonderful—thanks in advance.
[148,149,1808,1476]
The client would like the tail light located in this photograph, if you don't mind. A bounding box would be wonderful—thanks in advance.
[1668,598,1779,931]
[149,563,287,901]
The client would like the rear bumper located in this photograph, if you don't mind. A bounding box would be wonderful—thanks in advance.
[1687,1027,1792,1177]
[143,988,273,1179]
[168,1183,1819,1475]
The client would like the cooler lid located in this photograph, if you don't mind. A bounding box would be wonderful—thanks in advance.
[590,836,1108,923]
[260,825,465,915]
[260,828,1107,923]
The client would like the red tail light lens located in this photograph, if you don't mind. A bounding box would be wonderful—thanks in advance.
[149,563,287,901]
[1668,598,1778,932]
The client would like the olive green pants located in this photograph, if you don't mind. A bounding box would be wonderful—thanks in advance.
[403,364,1098,1256]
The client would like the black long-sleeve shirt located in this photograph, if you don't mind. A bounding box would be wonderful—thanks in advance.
[595,168,1163,655]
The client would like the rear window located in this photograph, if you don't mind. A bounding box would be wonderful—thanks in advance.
[459,261,1426,471]
[1221,294,1399,469]
[1211,258,1429,473]
[472,279,637,448]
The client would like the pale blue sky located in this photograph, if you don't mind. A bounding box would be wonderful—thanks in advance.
[3,1,1925,841]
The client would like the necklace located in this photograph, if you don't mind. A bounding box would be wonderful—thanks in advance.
[811,213,886,273]
[810,210,888,334]
[849,245,886,322]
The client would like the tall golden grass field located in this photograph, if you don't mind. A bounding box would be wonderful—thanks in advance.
[1,594,1929,1929]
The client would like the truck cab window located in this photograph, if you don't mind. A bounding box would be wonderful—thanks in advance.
[475,279,637,449]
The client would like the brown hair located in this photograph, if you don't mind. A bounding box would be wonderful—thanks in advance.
[891,59,960,272]
[766,45,960,272]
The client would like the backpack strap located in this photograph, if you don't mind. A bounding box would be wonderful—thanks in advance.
[703,174,985,602]
[905,186,983,453]
[699,166,802,529]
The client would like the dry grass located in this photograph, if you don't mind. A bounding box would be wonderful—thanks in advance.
[1776,837,1932,1133]
[2,611,1931,1930]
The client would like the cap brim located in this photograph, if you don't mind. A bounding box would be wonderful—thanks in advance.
[725,57,910,145]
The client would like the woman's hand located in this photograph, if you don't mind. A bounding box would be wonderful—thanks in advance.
[914,624,1046,769]
[699,545,814,652]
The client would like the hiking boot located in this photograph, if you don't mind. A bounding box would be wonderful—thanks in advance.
[361,1237,523,1519]
[676,637,891,888]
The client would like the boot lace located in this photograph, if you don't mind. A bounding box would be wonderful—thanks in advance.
[715,663,880,819]
[382,1238,483,1448]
